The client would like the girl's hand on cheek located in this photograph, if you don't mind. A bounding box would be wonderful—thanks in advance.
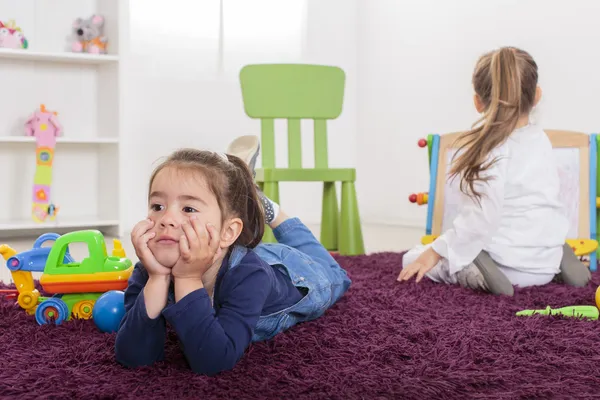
[171,216,223,280]
[131,219,171,277]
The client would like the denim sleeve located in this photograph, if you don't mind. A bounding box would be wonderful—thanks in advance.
[162,265,270,376]
[114,262,167,367]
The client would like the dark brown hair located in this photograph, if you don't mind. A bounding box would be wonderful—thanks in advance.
[450,46,538,201]
[148,149,264,248]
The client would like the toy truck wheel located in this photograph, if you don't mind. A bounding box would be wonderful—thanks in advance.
[35,298,69,325]
[17,290,39,311]
[73,300,95,320]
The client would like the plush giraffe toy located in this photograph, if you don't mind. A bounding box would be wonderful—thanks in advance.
[24,104,62,223]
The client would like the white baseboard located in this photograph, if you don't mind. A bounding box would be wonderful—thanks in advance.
[361,218,425,229]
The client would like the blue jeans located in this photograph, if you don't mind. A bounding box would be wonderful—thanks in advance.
[250,217,352,342]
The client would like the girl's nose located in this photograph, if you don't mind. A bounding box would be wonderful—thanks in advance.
[159,212,180,229]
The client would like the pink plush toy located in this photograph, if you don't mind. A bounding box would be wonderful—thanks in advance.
[0,20,28,49]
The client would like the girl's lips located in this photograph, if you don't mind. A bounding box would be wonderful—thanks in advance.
[157,239,178,245]
[156,235,179,245]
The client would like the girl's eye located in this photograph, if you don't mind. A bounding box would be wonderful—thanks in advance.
[150,204,164,212]
[14,32,22,39]
[183,206,198,213]
[0,28,8,36]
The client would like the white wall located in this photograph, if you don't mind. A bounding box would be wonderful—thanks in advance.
[357,0,600,229]
[121,0,358,234]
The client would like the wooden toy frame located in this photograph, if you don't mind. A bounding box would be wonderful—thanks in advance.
[413,130,599,271]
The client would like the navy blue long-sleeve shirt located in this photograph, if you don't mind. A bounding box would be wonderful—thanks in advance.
[114,250,303,376]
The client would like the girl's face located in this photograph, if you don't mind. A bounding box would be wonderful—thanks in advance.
[147,166,223,268]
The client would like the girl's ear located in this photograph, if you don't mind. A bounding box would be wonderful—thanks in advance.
[473,94,485,113]
[534,86,542,107]
[219,217,243,248]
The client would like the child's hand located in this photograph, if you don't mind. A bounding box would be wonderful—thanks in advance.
[397,261,436,283]
[131,219,171,276]
[171,217,222,281]
[397,247,441,283]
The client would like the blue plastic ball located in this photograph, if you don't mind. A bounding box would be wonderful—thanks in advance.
[93,290,126,333]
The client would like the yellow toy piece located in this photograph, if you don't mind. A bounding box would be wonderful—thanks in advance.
[0,244,16,261]
[421,235,438,245]
[566,239,598,257]
[112,239,126,258]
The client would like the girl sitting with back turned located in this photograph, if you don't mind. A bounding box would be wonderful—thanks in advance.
[115,138,351,375]
[398,47,590,295]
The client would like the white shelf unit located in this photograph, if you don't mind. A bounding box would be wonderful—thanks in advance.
[0,136,119,144]
[0,0,124,239]
[0,47,119,64]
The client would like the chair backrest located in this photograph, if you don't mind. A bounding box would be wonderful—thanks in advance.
[239,64,345,169]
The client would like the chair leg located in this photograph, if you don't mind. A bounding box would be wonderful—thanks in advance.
[320,182,339,251]
[340,181,365,256]
[261,181,279,243]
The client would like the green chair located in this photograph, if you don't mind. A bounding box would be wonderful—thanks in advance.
[239,63,365,256]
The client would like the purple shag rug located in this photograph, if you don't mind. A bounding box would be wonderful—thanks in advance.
[2,252,600,399]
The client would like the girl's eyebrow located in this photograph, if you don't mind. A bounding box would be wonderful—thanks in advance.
[179,194,208,206]
[149,191,166,199]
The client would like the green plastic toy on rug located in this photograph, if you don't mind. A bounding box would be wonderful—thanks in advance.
[516,305,599,320]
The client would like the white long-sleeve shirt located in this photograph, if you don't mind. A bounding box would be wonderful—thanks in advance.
[431,123,569,276]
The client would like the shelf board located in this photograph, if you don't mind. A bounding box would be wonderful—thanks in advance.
[0,217,119,232]
[0,48,119,65]
[0,137,118,144]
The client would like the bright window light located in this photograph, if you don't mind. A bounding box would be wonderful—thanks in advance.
[222,0,306,76]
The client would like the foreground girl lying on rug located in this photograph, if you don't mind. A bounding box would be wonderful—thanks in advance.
[115,139,351,375]
[398,46,590,295]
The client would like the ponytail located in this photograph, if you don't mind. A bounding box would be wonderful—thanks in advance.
[450,47,537,202]
[225,155,265,248]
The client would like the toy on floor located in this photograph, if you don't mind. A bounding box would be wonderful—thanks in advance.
[515,286,600,321]
[0,20,28,49]
[25,104,62,223]
[93,290,126,333]
[0,230,132,331]
[71,15,108,54]
[516,305,599,320]
[409,131,600,271]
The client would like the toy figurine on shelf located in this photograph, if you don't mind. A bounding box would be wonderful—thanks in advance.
[0,20,28,49]
[24,104,62,223]
[71,14,108,54]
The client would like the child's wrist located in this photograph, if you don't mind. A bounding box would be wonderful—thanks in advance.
[147,274,171,284]
[173,277,205,302]
[143,275,171,319]
[419,247,441,267]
